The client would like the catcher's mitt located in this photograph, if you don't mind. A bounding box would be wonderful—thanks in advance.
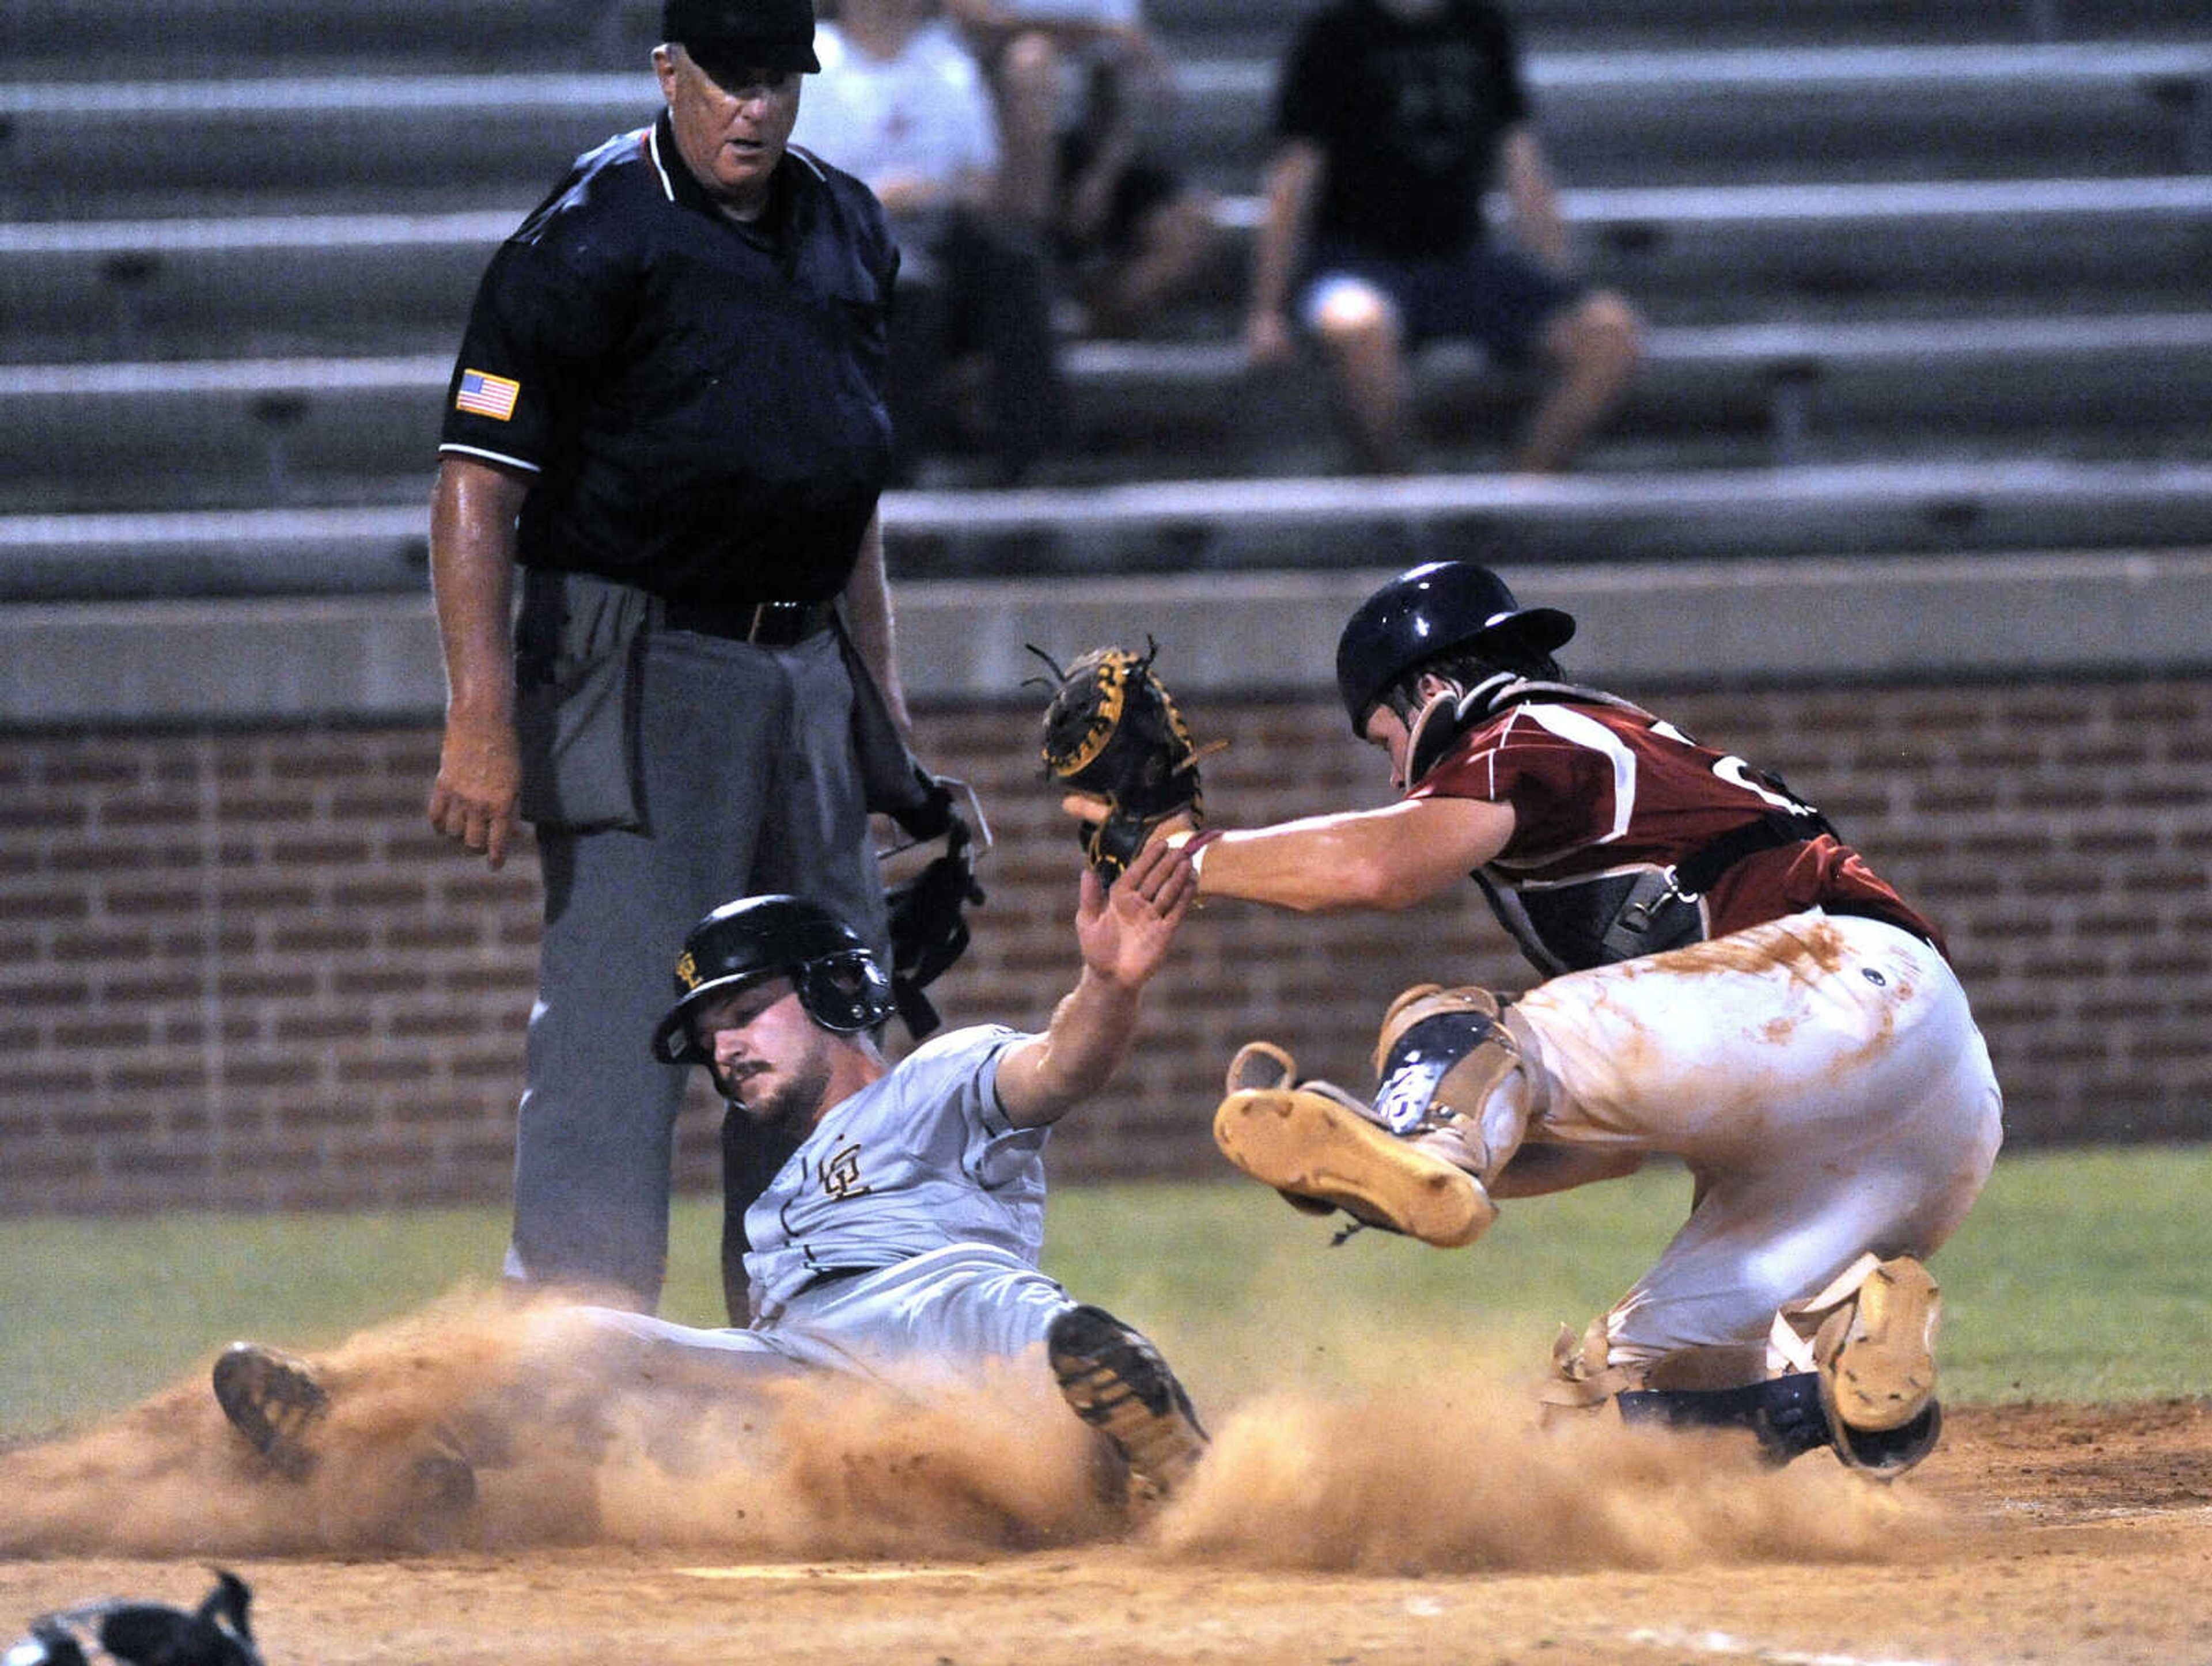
[1029,639,1213,883]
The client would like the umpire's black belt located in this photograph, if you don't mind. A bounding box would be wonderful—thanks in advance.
[658,597,836,647]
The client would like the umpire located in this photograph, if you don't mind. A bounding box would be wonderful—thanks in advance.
[427,0,931,1317]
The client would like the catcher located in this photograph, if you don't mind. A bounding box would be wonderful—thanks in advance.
[1040,566,2002,1478]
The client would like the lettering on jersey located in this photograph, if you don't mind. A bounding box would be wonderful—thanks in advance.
[819,1139,872,1200]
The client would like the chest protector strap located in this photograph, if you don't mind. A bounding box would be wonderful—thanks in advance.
[1596,808,1836,964]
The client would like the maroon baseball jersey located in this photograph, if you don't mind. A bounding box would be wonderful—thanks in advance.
[1407,686,1942,974]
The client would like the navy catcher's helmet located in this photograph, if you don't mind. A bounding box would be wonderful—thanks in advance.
[1334,561,1577,735]
[651,894,893,1064]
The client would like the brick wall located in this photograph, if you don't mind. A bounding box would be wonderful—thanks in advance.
[3,675,2207,1213]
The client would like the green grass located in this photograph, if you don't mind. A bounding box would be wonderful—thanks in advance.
[3,1144,2208,1440]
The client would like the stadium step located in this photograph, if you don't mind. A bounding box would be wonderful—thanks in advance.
[4,459,2209,601]
[5,313,2206,513]
[2,42,2206,220]
[6,177,2207,365]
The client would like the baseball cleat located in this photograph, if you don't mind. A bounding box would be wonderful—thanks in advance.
[1047,1304,1209,1501]
[391,1438,481,1548]
[1222,1042,1335,1216]
[213,1341,329,1480]
[1213,1087,1497,1248]
[1815,1256,1941,1434]
[213,1340,479,1531]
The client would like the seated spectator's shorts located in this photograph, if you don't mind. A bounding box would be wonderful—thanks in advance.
[1298,240,1586,367]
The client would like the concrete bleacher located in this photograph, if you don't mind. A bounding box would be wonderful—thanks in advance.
[5,42,2207,221]
[9,313,2209,516]
[9,461,2211,602]
[8,176,2209,363]
[0,0,2207,600]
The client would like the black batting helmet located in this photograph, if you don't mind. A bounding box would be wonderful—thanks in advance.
[1334,561,1577,735]
[651,894,893,1064]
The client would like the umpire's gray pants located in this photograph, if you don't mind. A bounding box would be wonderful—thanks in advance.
[505,624,888,1311]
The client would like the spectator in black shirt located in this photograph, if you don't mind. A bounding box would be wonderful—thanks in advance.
[1245,0,1641,475]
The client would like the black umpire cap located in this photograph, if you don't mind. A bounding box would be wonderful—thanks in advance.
[664,0,821,75]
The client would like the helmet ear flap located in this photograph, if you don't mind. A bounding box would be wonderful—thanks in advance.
[795,948,895,1033]
[1403,684,1465,787]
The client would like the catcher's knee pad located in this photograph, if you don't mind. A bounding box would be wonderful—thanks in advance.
[1369,983,1531,1175]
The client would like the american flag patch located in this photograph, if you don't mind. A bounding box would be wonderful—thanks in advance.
[454,369,521,421]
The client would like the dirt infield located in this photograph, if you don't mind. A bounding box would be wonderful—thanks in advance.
[4,1390,2207,1665]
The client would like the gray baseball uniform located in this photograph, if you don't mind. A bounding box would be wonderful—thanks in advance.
[577,1024,1076,1384]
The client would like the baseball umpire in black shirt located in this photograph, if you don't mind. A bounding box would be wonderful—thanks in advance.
[427,0,941,1318]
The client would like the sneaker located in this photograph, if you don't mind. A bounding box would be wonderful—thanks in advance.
[1213,1087,1496,1248]
[212,1342,328,1480]
[1814,1256,1941,1435]
[1047,1304,1208,1501]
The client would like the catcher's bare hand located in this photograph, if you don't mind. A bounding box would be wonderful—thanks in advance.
[1075,836,1196,989]
[427,709,523,870]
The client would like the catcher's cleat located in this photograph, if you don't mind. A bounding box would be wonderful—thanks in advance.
[1831,1398,1944,1478]
[1047,1304,1209,1501]
[1222,1042,1336,1216]
[1815,1255,1941,1436]
[213,1341,328,1480]
[406,1440,479,1517]
[1214,1087,1497,1248]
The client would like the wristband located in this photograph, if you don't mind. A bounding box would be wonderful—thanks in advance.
[1168,828,1224,881]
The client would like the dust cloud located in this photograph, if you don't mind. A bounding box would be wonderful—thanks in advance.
[1155,1383,1927,1572]
[0,1291,1932,1571]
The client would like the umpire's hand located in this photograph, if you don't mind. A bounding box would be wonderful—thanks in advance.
[428,708,523,869]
